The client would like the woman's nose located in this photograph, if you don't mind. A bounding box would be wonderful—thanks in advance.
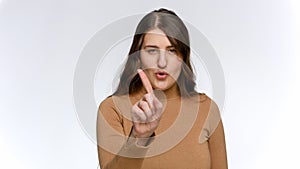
[157,50,167,68]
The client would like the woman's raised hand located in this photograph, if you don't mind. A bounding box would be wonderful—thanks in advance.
[131,69,163,138]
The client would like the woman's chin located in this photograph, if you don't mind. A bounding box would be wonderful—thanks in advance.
[152,83,170,91]
[152,85,164,90]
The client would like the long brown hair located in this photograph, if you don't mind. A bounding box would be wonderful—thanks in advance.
[113,8,197,97]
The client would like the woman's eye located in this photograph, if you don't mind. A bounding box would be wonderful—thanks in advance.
[168,49,177,55]
[146,49,159,54]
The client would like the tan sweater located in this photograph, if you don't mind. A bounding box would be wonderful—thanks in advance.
[97,91,228,169]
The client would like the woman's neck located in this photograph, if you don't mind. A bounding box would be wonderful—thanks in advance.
[161,83,180,100]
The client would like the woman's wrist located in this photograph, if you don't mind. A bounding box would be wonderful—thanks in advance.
[136,132,155,146]
[129,127,155,146]
[130,126,154,138]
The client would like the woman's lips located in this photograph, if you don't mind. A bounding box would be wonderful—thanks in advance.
[155,72,168,80]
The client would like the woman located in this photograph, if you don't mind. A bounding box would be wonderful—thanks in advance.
[97,8,228,169]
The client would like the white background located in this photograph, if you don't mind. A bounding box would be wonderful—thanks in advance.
[1,0,300,168]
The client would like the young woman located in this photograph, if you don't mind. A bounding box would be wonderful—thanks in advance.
[97,8,228,169]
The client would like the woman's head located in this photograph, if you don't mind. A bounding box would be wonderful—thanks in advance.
[114,8,197,97]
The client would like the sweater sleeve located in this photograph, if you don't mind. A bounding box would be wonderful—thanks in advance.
[96,97,153,169]
[207,100,228,169]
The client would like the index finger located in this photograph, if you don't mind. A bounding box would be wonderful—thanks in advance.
[137,69,153,93]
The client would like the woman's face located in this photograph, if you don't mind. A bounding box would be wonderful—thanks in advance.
[140,28,183,91]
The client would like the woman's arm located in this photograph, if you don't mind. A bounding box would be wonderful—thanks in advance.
[208,119,228,169]
[97,96,159,169]
[96,97,149,169]
[206,99,228,169]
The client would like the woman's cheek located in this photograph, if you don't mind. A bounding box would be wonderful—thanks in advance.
[141,58,156,69]
[172,63,182,80]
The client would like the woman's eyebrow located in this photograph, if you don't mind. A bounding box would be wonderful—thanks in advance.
[143,45,175,48]
[144,45,159,48]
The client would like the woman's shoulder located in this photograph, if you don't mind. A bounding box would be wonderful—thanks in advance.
[197,92,209,102]
[184,92,219,112]
[98,94,134,114]
[203,93,219,108]
[190,92,213,104]
[97,95,116,114]
[98,95,114,106]
[192,92,220,112]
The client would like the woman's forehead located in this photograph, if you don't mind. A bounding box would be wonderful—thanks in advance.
[142,29,173,48]
[146,28,165,36]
